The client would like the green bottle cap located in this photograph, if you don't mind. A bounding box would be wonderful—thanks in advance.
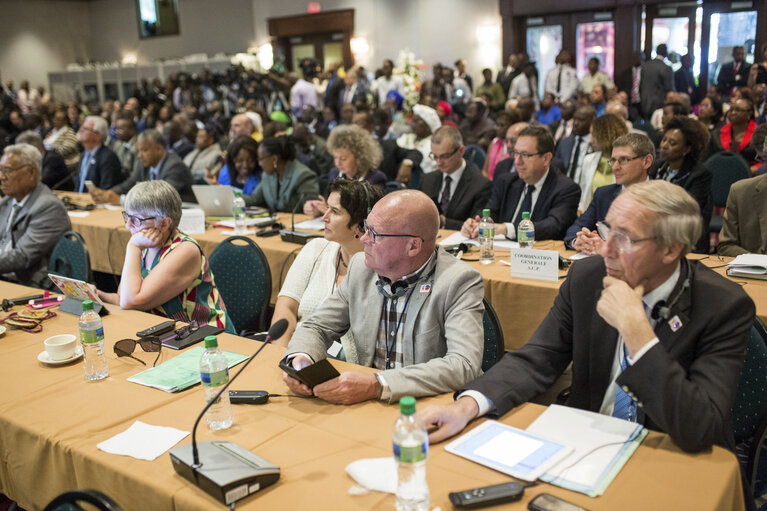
[234,190,242,197]
[203,335,218,348]
[522,211,530,219]
[482,209,490,217]
[81,300,94,311]
[399,396,416,415]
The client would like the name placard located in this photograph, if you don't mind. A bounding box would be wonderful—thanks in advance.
[509,248,559,282]
[179,208,206,235]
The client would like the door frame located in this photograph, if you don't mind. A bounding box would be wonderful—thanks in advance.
[268,9,354,72]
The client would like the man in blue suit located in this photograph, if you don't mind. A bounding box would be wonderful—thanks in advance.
[565,133,654,252]
[74,116,122,193]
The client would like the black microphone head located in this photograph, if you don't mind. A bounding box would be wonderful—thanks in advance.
[267,319,289,341]
[457,243,469,253]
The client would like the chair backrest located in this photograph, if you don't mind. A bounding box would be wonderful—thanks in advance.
[384,180,406,194]
[318,173,330,197]
[481,297,505,371]
[732,318,767,444]
[208,236,272,335]
[43,489,123,511]
[48,231,91,283]
[705,151,751,207]
[464,144,487,170]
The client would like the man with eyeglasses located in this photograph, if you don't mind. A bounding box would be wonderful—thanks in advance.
[461,125,579,241]
[0,144,70,287]
[73,116,122,193]
[281,190,485,404]
[420,180,754,458]
[565,133,654,253]
[419,126,491,229]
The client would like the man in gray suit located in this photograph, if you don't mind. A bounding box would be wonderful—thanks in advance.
[90,129,194,204]
[282,190,485,404]
[640,44,674,120]
[0,144,71,287]
[718,172,767,256]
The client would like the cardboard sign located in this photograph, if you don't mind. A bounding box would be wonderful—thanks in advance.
[509,248,559,282]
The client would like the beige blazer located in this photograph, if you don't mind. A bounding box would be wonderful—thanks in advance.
[718,173,767,256]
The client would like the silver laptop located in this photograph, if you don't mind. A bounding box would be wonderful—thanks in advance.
[192,185,236,217]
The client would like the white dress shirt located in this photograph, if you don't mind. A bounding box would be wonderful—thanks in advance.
[544,64,579,102]
[503,168,549,240]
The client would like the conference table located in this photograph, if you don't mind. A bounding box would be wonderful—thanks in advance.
[59,192,767,351]
[0,280,746,511]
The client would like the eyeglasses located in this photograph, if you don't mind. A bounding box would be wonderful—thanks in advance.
[596,221,657,252]
[79,125,98,134]
[363,220,423,244]
[429,146,461,162]
[114,336,161,366]
[607,155,643,167]
[510,151,542,161]
[169,320,200,340]
[122,211,157,227]
[0,164,29,177]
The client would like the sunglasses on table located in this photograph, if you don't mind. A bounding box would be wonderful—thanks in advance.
[114,336,162,367]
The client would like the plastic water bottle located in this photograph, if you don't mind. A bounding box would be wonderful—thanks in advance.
[517,211,535,248]
[232,191,247,234]
[393,396,429,511]
[478,208,495,264]
[79,300,108,381]
[200,335,233,430]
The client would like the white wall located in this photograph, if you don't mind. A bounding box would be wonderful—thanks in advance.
[0,0,91,89]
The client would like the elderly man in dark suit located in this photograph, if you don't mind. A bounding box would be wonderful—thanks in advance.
[74,116,122,193]
[89,129,193,204]
[0,143,71,287]
[420,126,491,230]
[640,45,674,120]
[462,126,579,241]
[421,180,754,458]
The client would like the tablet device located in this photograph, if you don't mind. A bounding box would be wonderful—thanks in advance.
[445,420,573,482]
[278,358,340,388]
[48,273,105,305]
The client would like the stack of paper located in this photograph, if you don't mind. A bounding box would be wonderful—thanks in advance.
[127,346,249,392]
[727,254,767,280]
[526,405,646,497]
[439,231,520,250]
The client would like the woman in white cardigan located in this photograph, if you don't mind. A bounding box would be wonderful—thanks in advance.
[270,180,384,362]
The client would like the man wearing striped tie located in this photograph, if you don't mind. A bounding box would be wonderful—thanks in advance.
[420,180,754,457]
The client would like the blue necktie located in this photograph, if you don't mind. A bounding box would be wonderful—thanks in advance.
[78,151,91,193]
[612,302,650,422]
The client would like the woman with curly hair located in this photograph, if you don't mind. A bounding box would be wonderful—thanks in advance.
[303,124,386,216]
[651,115,712,252]
[577,113,629,213]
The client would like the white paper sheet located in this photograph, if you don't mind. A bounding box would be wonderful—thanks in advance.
[294,218,326,231]
[96,420,190,461]
[438,231,520,250]
[345,457,397,494]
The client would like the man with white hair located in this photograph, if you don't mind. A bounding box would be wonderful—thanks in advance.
[0,144,71,287]
[74,115,122,193]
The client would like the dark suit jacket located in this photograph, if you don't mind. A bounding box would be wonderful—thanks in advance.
[379,139,422,182]
[496,67,521,98]
[169,138,194,159]
[461,256,754,453]
[493,157,566,178]
[420,163,491,230]
[42,150,71,191]
[650,159,712,253]
[553,134,590,176]
[640,58,673,118]
[112,151,194,202]
[564,183,621,244]
[327,167,388,188]
[485,167,580,240]
[75,145,122,191]
[717,61,749,96]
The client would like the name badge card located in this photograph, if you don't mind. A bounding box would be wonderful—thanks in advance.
[509,248,559,282]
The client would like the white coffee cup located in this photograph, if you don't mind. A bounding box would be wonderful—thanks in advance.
[44,334,77,361]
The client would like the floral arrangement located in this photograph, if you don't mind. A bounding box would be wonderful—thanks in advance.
[395,49,426,114]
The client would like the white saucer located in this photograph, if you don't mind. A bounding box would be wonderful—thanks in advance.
[38,345,83,365]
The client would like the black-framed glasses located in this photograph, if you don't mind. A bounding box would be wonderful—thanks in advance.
[596,221,657,253]
[607,155,643,167]
[122,211,157,227]
[363,220,423,245]
[0,164,29,178]
[510,150,542,161]
[428,146,461,162]
[114,336,161,367]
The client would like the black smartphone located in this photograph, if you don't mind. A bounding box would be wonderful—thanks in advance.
[136,320,176,338]
[278,358,340,388]
[449,481,524,508]
[229,390,269,404]
[528,493,589,511]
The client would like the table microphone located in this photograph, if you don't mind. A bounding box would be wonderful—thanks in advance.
[455,242,469,260]
[169,319,289,505]
[280,193,322,245]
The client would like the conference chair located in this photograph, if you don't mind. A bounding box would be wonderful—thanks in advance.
[47,231,92,284]
[705,151,751,235]
[481,297,505,371]
[43,489,123,511]
[464,144,487,171]
[208,236,272,335]
[732,317,767,500]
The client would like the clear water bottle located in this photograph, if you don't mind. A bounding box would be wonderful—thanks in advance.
[232,191,247,235]
[478,208,495,264]
[79,300,108,381]
[200,335,233,430]
[517,211,535,249]
[393,396,429,511]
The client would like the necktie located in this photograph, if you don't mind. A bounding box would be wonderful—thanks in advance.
[514,185,533,228]
[631,68,640,104]
[556,67,562,97]
[568,137,581,179]
[439,175,452,215]
[612,301,650,421]
[78,151,91,193]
